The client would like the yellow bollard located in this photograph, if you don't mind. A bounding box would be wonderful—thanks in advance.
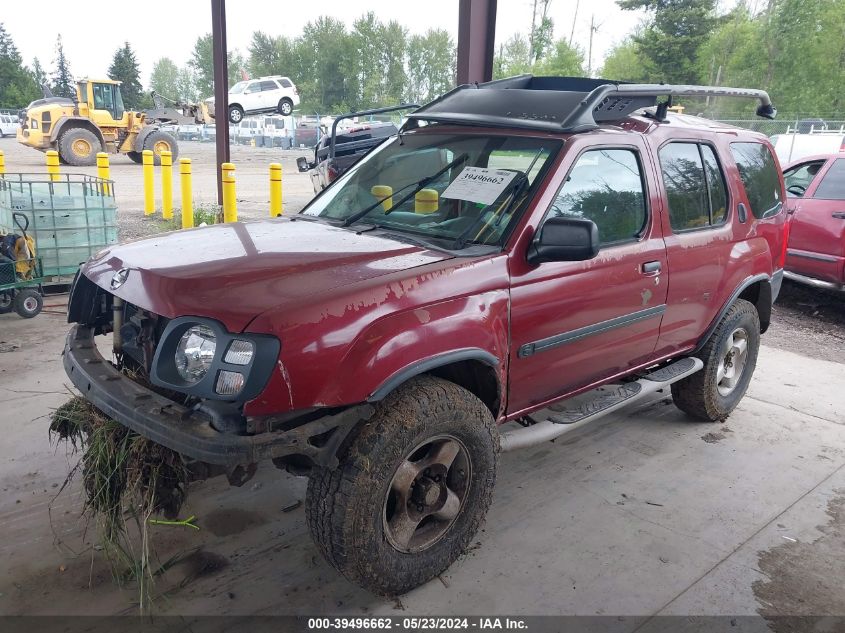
[371,185,393,211]
[46,150,60,182]
[222,162,237,223]
[96,152,111,195]
[269,163,283,217]
[0,149,5,176]
[142,150,155,216]
[180,158,194,229]
[415,188,439,214]
[160,151,173,219]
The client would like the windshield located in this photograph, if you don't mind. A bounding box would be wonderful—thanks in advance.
[303,132,560,248]
[229,81,247,94]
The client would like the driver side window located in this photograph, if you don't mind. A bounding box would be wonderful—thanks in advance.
[548,148,647,246]
[784,160,826,197]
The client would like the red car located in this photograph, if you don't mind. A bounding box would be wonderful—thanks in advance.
[64,76,788,595]
[783,154,845,291]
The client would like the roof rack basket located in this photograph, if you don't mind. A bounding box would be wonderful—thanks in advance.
[405,75,776,133]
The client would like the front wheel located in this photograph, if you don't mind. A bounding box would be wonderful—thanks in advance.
[672,298,760,421]
[58,127,100,166]
[14,288,43,319]
[228,105,244,124]
[306,375,498,595]
[143,130,179,166]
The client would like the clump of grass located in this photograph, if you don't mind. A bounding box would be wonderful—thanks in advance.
[50,396,189,612]
[157,203,222,232]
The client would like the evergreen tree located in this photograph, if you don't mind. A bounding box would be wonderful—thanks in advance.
[0,23,39,107]
[108,42,144,109]
[31,56,47,91]
[51,34,74,99]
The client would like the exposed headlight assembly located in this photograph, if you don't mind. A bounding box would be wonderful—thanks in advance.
[151,317,280,402]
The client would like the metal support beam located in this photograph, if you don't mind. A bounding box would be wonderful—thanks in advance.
[457,0,497,85]
[211,0,230,206]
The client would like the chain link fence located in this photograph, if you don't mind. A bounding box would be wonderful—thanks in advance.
[712,118,845,137]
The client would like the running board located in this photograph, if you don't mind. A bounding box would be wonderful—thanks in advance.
[500,357,703,452]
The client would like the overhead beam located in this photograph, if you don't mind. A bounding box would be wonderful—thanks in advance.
[211,0,230,206]
[457,0,498,85]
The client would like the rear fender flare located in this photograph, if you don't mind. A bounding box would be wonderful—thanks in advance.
[693,273,772,353]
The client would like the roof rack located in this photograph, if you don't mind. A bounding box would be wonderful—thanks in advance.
[405,75,776,134]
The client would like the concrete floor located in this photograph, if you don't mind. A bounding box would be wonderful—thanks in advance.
[0,291,843,621]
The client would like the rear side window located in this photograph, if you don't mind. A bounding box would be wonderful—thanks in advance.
[279,78,293,88]
[549,148,647,245]
[260,81,278,91]
[659,143,728,231]
[813,159,845,200]
[730,142,782,218]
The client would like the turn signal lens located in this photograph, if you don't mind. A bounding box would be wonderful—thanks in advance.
[224,339,255,365]
[216,370,245,395]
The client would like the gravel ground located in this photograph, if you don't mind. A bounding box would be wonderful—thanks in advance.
[768,280,845,364]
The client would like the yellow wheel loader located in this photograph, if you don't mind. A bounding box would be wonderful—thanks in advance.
[16,80,213,166]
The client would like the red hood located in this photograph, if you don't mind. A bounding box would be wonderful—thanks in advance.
[82,218,452,331]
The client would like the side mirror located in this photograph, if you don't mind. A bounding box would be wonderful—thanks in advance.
[527,216,599,265]
[296,156,311,173]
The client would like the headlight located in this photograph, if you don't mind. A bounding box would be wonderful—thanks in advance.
[175,324,217,382]
[152,317,280,402]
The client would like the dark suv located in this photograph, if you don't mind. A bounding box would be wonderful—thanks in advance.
[64,76,787,595]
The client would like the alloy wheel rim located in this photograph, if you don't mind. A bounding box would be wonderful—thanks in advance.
[383,434,471,554]
[716,327,749,396]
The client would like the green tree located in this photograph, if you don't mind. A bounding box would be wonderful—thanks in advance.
[248,31,297,78]
[618,0,719,83]
[529,0,554,64]
[407,29,455,103]
[534,38,586,76]
[176,66,199,103]
[0,23,39,107]
[494,33,532,79]
[31,56,47,92]
[295,17,355,111]
[108,42,144,109]
[600,37,651,81]
[50,34,74,99]
[149,57,180,100]
[189,34,247,97]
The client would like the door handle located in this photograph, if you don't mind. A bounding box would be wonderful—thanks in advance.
[832,212,845,219]
[641,261,661,275]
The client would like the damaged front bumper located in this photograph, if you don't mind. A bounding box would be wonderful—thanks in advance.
[63,324,372,469]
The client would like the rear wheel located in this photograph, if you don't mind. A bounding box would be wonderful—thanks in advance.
[672,298,760,421]
[127,151,143,164]
[306,375,498,595]
[143,130,179,166]
[0,291,13,314]
[228,105,244,124]
[58,128,100,166]
[277,98,294,116]
[14,288,42,319]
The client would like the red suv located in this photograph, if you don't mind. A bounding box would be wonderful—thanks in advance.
[64,76,787,595]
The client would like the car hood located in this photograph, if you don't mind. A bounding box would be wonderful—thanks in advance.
[82,218,453,332]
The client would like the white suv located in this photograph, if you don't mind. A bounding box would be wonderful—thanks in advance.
[225,76,299,123]
[0,114,19,137]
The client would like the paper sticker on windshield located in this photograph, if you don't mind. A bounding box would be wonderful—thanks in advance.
[441,167,518,205]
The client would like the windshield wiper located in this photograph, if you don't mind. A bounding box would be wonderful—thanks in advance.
[450,174,529,250]
[341,153,469,228]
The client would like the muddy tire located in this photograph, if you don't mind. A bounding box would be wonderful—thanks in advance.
[13,288,42,319]
[306,375,498,595]
[59,127,100,166]
[672,298,760,422]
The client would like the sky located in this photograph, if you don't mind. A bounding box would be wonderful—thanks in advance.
[3,0,648,89]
